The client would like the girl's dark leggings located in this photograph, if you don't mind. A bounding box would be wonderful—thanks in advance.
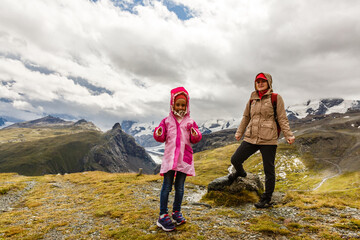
[231,141,277,199]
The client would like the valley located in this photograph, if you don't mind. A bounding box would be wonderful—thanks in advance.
[0,104,359,239]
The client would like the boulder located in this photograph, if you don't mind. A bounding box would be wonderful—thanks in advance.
[208,173,263,195]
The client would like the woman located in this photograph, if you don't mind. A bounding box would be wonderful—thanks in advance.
[229,72,295,208]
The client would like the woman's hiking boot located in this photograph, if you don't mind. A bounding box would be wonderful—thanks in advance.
[254,195,273,208]
[227,165,247,185]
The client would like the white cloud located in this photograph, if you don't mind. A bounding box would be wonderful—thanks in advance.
[0,0,359,130]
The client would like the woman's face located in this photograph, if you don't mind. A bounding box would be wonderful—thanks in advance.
[255,79,269,91]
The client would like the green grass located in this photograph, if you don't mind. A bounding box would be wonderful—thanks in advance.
[187,144,239,186]
[316,171,360,192]
[0,127,94,143]
[249,214,290,235]
[0,131,103,176]
[295,131,357,161]
[202,190,258,206]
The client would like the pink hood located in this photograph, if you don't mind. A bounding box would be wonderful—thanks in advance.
[170,87,190,117]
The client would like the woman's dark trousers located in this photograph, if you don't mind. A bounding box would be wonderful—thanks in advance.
[231,141,277,200]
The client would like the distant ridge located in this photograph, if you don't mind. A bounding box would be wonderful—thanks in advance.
[4,115,70,128]
[286,98,360,120]
[4,115,101,131]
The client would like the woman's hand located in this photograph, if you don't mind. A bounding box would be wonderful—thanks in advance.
[287,136,295,144]
[235,134,241,141]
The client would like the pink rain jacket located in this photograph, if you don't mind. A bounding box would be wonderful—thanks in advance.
[153,87,202,176]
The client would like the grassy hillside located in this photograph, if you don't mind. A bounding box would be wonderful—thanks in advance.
[188,143,324,191]
[0,130,103,176]
[0,127,96,144]
[1,143,359,239]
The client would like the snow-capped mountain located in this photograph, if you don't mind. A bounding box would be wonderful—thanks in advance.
[121,120,156,137]
[198,118,240,134]
[121,120,159,148]
[286,98,360,121]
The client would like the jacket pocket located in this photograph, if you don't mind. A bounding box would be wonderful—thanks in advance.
[244,123,252,137]
[259,121,277,140]
[183,144,193,165]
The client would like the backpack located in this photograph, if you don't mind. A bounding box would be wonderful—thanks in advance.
[250,93,281,138]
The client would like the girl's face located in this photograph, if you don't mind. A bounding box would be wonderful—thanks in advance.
[255,79,269,91]
[174,99,187,112]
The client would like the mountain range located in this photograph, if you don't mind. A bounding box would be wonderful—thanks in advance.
[0,98,359,176]
[0,116,159,176]
[286,98,360,121]
[120,98,360,151]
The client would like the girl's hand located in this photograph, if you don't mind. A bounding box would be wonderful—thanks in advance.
[157,127,163,136]
[287,136,295,144]
[191,127,197,136]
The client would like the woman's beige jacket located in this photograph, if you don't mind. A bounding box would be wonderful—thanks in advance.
[235,73,294,145]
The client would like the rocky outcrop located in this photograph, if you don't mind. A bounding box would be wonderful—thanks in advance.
[83,123,160,174]
[208,173,263,195]
[74,119,101,131]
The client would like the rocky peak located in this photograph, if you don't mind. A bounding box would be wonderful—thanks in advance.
[112,123,122,131]
[74,119,88,125]
[83,122,159,174]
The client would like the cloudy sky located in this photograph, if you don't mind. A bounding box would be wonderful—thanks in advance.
[0,0,359,130]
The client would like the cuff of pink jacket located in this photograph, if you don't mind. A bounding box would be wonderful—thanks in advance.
[153,126,166,142]
[190,127,202,143]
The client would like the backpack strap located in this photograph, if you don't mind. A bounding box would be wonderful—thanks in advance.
[271,93,278,116]
[271,93,281,138]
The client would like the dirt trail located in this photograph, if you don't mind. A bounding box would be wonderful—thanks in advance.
[312,158,342,191]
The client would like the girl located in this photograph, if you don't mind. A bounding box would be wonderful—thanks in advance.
[229,73,295,208]
[153,87,202,231]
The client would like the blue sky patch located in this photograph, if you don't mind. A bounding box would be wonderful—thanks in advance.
[165,2,192,20]
[91,0,193,20]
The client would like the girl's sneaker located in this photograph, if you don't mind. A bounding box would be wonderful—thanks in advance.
[172,211,186,225]
[157,214,176,231]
